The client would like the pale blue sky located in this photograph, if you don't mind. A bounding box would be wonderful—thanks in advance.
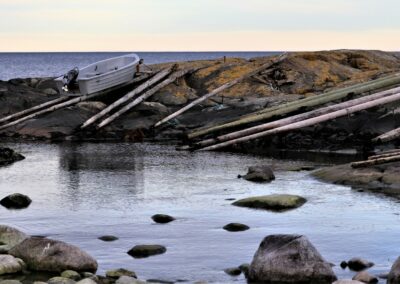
[1,0,399,51]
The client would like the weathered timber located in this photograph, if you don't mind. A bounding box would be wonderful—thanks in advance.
[96,68,196,129]
[368,150,400,160]
[192,86,400,149]
[0,96,69,124]
[188,72,400,139]
[373,127,400,143]
[0,92,103,131]
[153,54,288,128]
[80,68,172,129]
[199,91,400,151]
[351,155,400,168]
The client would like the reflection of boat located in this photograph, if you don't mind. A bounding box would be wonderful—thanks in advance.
[55,53,140,96]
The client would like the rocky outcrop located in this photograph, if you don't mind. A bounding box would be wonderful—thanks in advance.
[232,194,306,212]
[0,148,24,167]
[0,225,28,253]
[9,237,98,273]
[248,234,337,283]
[239,165,275,182]
[0,193,31,209]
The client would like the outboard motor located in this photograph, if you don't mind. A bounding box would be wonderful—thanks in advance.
[62,67,79,92]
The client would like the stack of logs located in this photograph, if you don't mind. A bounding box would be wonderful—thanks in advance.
[351,149,400,168]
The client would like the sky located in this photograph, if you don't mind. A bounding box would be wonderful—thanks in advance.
[0,0,399,52]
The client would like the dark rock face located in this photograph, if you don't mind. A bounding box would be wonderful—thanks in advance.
[9,237,98,273]
[240,166,275,182]
[0,148,25,167]
[232,194,307,212]
[248,234,337,284]
[151,214,175,224]
[0,193,32,209]
[387,256,400,284]
[347,257,374,272]
[127,245,166,258]
[98,235,118,242]
[223,223,250,232]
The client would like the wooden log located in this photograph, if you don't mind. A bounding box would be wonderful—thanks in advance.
[0,92,102,132]
[199,91,400,151]
[96,68,196,129]
[368,150,400,160]
[351,154,400,168]
[188,72,400,139]
[80,68,172,129]
[192,86,400,149]
[153,54,288,128]
[372,126,400,143]
[0,96,69,124]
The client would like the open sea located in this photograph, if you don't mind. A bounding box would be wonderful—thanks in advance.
[0,52,281,81]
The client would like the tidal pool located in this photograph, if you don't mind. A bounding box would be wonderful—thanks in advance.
[0,142,399,283]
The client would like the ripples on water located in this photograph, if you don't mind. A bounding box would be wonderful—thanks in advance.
[0,142,399,283]
[0,52,281,81]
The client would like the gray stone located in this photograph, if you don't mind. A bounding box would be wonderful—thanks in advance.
[43,88,58,95]
[232,194,307,212]
[248,234,337,283]
[0,225,28,253]
[127,245,166,258]
[76,279,97,284]
[352,271,378,283]
[388,256,400,284]
[240,165,275,182]
[47,277,76,284]
[61,270,81,281]
[106,268,136,279]
[0,254,25,275]
[9,237,98,273]
[0,193,32,209]
[347,258,374,271]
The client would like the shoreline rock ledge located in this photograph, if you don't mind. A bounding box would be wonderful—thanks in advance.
[248,234,337,284]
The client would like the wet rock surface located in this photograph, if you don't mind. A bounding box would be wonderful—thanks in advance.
[232,194,307,212]
[248,234,337,283]
[127,245,167,258]
[0,193,31,209]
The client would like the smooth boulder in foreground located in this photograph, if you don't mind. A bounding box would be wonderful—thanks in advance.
[248,234,337,283]
[240,165,275,182]
[0,193,32,209]
[9,237,98,273]
[233,194,306,212]
[0,254,25,275]
[127,245,166,258]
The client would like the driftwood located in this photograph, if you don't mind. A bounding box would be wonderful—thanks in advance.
[368,150,400,160]
[351,154,400,168]
[80,68,172,129]
[0,92,102,131]
[0,96,69,124]
[188,72,400,139]
[199,91,400,151]
[96,68,195,129]
[373,127,400,143]
[192,86,400,149]
[153,54,288,128]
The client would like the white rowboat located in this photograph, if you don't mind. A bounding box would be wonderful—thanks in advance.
[55,53,140,96]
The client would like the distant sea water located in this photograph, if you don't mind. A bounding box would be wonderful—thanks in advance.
[0,51,281,81]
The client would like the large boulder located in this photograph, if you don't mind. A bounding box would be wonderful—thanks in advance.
[248,234,337,284]
[9,237,98,273]
[388,256,400,283]
[233,194,306,212]
[0,193,32,209]
[0,255,25,275]
[0,225,28,253]
[239,166,275,182]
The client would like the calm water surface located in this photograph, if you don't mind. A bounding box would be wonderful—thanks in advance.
[0,142,399,283]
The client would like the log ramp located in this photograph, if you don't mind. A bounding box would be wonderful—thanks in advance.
[178,72,400,151]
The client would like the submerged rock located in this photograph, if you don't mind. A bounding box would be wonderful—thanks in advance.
[61,270,81,281]
[224,267,241,276]
[0,225,28,253]
[0,148,25,167]
[0,193,32,209]
[151,214,175,224]
[0,255,25,275]
[239,166,275,182]
[98,235,118,242]
[106,268,137,279]
[248,234,337,283]
[347,257,374,272]
[222,223,250,232]
[232,194,306,212]
[127,245,166,258]
[352,271,378,283]
[9,237,98,273]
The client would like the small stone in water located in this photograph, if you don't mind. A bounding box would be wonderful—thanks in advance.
[340,261,348,269]
[224,267,242,276]
[127,245,167,258]
[98,235,119,242]
[223,223,250,232]
[151,214,175,224]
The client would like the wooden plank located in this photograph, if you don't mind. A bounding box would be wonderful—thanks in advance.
[153,53,288,128]
[80,68,172,129]
[96,67,196,129]
[351,154,400,168]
